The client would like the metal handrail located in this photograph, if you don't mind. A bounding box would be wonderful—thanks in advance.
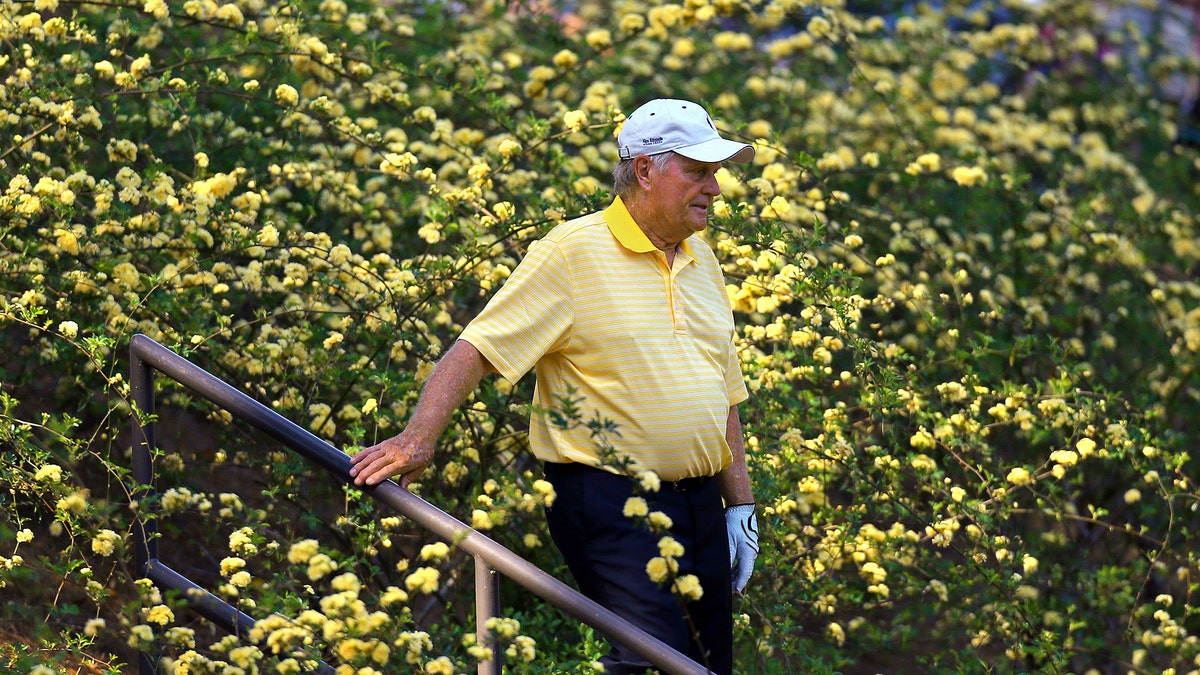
[129,334,708,674]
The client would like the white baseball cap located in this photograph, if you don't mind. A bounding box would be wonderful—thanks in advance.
[617,98,755,163]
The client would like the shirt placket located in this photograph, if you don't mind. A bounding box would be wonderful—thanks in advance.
[666,249,693,335]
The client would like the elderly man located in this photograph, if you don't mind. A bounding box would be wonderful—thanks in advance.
[350,98,759,674]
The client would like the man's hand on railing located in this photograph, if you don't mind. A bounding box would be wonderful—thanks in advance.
[349,431,434,488]
[350,340,493,489]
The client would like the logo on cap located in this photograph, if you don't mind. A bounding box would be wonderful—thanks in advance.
[642,136,664,146]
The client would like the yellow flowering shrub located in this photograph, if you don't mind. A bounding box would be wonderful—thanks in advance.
[2,0,1200,672]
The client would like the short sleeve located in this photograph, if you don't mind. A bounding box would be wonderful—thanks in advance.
[724,334,750,406]
[459,240,574,384]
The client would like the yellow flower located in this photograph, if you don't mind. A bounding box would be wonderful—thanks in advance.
[910,454,937,472]
[381,586,409,607]
[467,163,490,184]
[287,539,319,564]
[905,152,941,175]
[55,228,79,254]
[275,84,299,106]
[648,5,682,28]
[215,3,244,25]
[951,165,987,187]
[585,29,612,49]
[145,604,174,625]
[672,38,696,58]
[552,49,579,69]
[330,572,361,594]
[497,138,522,157]
[506,635,536,662]
[106,138,138,163]
[471,509,493,530]
[381,151,417,178]
[144,0,168,18]
[532,479,556,506]
[1049,449,1079,467]
[572,176,601,195]
[220,557,245,576]
[860,561,887,583]
[256,224,279,246]
[127,624,154,648]
[926,518,960,546]
[619,13,645,33]
[129,54,152,79]
[764,195,792,219]
[306,553,337,581]
[420,542,450,561]
[35,464,64,482]
[91,529,120,556]
[405,567,440,594]
[396,631,433,664]
[909,429,936,450]
[646,556,671,583]
[622,497,648,518]
[647,511,673,530]
[418,222,443,244]
[657,536,684,558]
[493,201,515,221]
[672,574,703,600]
[485,617,521,640]
[1005,467,1032,486]
[112,261,140,287]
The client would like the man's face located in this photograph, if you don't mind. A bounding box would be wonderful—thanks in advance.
[643,153,724,244]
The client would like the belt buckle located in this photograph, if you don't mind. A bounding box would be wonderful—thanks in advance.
[672,476,701,492]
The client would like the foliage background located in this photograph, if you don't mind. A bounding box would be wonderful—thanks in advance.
[2,0,1200,672]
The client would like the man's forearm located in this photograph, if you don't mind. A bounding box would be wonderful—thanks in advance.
[717,405,754,506]
[404,339,494,443]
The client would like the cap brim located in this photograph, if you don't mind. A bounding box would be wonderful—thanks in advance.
[674,138,755,163]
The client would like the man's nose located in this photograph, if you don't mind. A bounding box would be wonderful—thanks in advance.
[703,172,720,195]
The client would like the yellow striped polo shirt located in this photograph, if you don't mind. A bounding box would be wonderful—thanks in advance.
[459,197,748,480]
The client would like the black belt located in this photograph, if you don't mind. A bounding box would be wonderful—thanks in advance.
[545,461,713,492]
[661,474,712,492]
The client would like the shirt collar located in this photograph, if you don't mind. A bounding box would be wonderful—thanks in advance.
[603,196,693,257]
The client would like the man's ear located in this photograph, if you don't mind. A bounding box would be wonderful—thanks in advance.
[632,154,656,190]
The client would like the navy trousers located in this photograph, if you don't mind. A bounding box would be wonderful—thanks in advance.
[543,461,733,674]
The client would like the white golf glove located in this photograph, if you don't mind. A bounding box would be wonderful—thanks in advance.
[725,503,759,594]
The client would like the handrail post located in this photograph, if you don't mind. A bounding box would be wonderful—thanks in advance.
[129,344,159,675]
[130,347,158,576]
[475,557,501,675]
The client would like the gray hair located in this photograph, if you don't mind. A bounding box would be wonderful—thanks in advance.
[612,152,675,197]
